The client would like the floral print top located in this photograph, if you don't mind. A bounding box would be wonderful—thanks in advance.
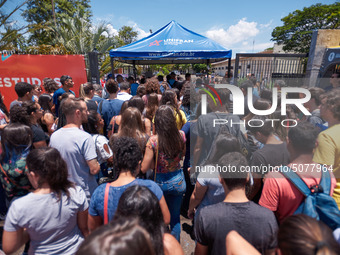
[146,131,186,173]
[0,156,32,198]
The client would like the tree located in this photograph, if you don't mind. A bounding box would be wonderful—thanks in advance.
[22,0,91,45]
[192,64,209,74]
[271,3,340,53]
[118,26,138,45]
[0,0,28,51]
[51,9,117,78]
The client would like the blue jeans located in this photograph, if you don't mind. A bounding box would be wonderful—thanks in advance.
[156,169,186,241]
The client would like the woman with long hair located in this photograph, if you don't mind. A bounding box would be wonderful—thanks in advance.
[141,105,186,241]
[107,100,129,138]
[161,90,187,129]
[38,93,55,135]
[79,82,98,111]
[0,124,33,201]
[110,107,149,156]
[114,185,184,255]
[83,110,113,180]
[2,147,89,255]
[128,96,151,136]
[278,215,340,255]
[145,93,159,124]
[23,101,49,148]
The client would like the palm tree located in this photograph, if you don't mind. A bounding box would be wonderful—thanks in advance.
[52,9,116,54]
[52,9,120,78]
[0,0,28,51]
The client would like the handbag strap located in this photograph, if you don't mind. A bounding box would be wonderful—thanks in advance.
[0,163,19,187]
[154,139,159,182]
[104,183,110,224]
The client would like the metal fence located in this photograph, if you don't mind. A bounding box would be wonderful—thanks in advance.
[234,53,308,87]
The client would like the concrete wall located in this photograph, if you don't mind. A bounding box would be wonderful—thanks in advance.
[306,29,340,87]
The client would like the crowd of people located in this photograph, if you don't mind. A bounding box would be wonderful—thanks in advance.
[0,71,339,255]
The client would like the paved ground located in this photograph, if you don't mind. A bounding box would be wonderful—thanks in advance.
[180,215,195,255]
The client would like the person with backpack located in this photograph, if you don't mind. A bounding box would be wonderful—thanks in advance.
[259,122,338,228]
[98,79,124,137]
[193,88,252,168]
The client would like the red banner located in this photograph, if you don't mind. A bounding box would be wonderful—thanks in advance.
[0,54,87,109]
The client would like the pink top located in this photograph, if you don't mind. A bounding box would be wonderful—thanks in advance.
[142,94,162,105]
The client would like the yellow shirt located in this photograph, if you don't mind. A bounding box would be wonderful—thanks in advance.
[175,109,187,130]
[313,124,340,208]
[152,108,187,130]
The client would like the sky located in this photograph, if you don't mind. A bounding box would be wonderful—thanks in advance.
[4,0,338,56]
[89,0,336,55]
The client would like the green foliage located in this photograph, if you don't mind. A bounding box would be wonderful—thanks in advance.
[162,66,170,75]
[272,3,340,53]
[0,0,28,51]
[22,0,91,45]
[156,71,165,76]
[192,64,209,73]
[52,9,115,54]
[118,26,138,45]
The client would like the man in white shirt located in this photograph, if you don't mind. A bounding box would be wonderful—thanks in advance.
[117,82,132,101]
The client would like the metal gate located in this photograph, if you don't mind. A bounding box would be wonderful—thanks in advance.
[234,53,308,87]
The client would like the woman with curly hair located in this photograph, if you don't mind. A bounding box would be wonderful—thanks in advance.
[88,137,170,232]
[42,78,59,96]
[161,89,187,129]
[142,78,162,105]
[141,105,186,241]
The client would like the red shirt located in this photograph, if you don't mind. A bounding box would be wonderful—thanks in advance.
[259,164,336,223]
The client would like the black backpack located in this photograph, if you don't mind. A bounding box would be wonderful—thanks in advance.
[212,113,255,160]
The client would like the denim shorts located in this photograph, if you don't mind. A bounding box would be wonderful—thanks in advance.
[155,169,186,196]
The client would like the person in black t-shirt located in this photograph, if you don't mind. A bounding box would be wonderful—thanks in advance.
[247,115,290,202]
[194,152,278,255]
[22,101,49,148]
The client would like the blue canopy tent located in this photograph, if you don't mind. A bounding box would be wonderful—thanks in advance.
[109,20,232,73]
